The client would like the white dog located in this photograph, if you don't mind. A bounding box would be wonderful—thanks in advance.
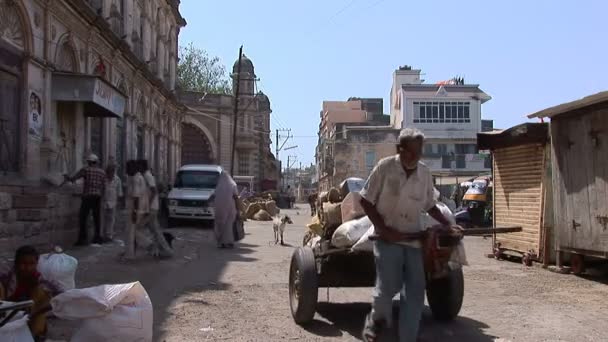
[273,215,293,245]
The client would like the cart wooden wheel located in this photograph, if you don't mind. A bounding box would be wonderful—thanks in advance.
[426,267,464,321]
[289,247,318,325]
[570,254,586,275]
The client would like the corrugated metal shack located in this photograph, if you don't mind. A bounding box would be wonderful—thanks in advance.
[477,123,553,266]
[528,92,608,274]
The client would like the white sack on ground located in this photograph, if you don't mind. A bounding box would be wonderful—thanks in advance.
[51,282,153,342]
[37,248,78,290]
[0,313,35,342]
[351,225,375,252]
[331,216,372,248]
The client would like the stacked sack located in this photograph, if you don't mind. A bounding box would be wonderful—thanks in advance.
[244,199,280,221]
[303,187,343,247]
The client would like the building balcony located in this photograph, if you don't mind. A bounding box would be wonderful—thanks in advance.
[235,136,258,150]
[422,153,490,174]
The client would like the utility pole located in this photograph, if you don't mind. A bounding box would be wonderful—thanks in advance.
[230,45,243,177]
[298,161,302,202]
[275,128,291,189]
[286,155,291,189]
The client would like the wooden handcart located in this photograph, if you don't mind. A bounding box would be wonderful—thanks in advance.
[289,226,521,325]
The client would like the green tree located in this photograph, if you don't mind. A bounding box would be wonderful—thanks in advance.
[177,42,232,95]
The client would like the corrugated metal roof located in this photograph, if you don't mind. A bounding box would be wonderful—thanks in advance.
[527,91,608,119]
[477,123,548,150]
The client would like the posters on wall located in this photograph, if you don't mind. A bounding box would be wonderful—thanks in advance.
[28,91,42,140]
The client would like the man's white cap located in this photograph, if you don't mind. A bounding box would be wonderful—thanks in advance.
[86,154,99,162]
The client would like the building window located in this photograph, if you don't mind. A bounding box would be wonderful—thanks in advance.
[239,116,245,132]
[413,101,471,123]
[441,155,452,169]
[0,70,20,172]
[365,151,376,172]
[109,1,123,36]
[352,159,358,171]
[455,154,466,169]
[136,126,144,160]
[437,144,447,155]
[90,117,104,163]
[484,155,492,169]
[423,144,434,156]
[115,119,125,178]
[455,144,477,154]
[239,156,250,175]
[85,0,103,12]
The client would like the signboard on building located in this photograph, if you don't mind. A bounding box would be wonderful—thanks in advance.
[92,79,126,116]
[51,73,126,118]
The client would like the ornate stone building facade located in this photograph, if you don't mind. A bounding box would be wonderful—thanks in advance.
[179,55,279,192]
[0,0,185,250]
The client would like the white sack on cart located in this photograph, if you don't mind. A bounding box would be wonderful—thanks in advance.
[421,202,456,228]
[450,241,469,267]
[0,313,34,342]
[51,281,153,342]
[37,247,78,290]
[340,192,366,222]
[351,225,375,252]
[331,216,372,248]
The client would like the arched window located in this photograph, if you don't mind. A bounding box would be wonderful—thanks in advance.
[0,2,28,173]
[109,0,124,36]
[135,97,145,159]
[56,41,78,72]
[55,40,79,173]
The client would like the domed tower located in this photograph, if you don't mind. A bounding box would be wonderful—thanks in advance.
[257,91,271,112]
[256,91,272,134]
[232,54,256,96]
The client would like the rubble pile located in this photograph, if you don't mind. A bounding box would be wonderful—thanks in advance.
[303,187,350,246]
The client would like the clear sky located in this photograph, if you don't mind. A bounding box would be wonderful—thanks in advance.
[178,0,607,167]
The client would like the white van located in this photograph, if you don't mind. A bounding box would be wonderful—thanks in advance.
[167,164,222,225]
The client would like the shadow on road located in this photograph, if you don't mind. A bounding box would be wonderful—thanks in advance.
[304,302,497,341]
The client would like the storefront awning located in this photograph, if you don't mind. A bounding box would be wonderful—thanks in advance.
[51,73,126,118]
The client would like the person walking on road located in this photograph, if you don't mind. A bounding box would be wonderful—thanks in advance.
[139,160,174,258]
[65,154,106,246]
[123,160,150,259]
[359,128,461,342]
[214,170,239,249]
[103,164,123,242]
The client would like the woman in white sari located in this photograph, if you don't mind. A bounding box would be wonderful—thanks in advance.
[214,170,239,248]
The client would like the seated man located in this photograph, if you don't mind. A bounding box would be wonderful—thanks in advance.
[0,245,63,340]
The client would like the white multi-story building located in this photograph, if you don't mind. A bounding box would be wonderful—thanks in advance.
[390,67,493,176]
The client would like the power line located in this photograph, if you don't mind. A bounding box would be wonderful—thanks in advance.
[328,0,358,23]
[256,78,289,130]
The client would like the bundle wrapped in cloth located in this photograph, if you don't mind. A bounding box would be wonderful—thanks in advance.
[331,216,372,248]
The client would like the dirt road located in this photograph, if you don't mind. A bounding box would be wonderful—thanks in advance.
[46,206,608,341]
